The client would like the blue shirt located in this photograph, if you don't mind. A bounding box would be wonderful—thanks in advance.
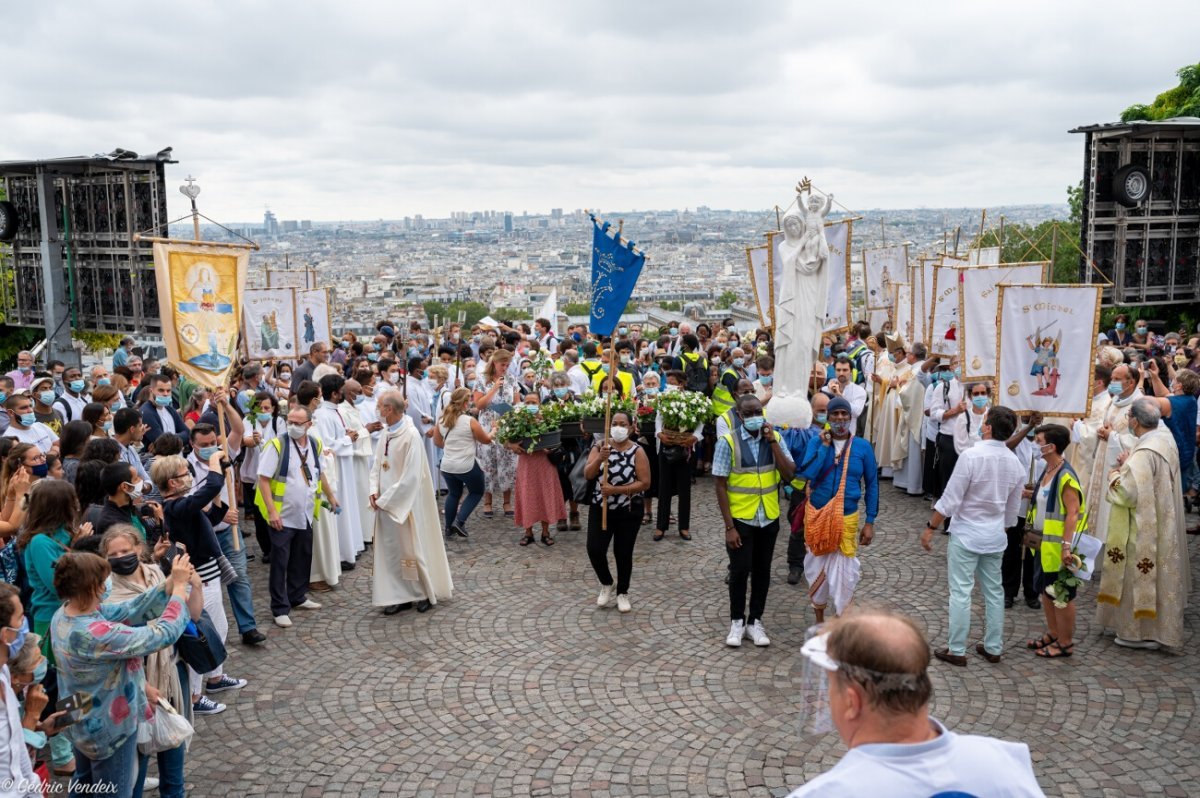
[798,436,879,524]
[782,426,821,488]
[111,346,129,369]
[1165,394,1197,465]
[713,423,794,528]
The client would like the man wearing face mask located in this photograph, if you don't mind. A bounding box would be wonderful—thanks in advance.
[29,376,64,436]
[714,394,795,647]
[797,397,878,624]
[2,394,59,454]
[91,461,161,541]
[920,407,1025,666]
[1069,364,1114,510]
[313,375,367,570]
[53,366,90,424]
[787,611,1042,797]
[1089,362,1143,538]
[140,374,186,446]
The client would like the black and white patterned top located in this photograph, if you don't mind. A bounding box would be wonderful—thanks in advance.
[594,442,640,509]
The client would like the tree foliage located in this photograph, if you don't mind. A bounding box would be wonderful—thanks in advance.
[561,300,638,317]
[715,290,740,309]
[72,331,123,353]
[422,300,491,327]
[659,300,683,312]
[493,306,532,320]
[1121,62,1200,122]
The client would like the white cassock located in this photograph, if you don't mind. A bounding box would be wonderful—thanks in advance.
[1083,390,1142,545]
[405,376,440,489]
[359,393,382,450]
[872,359,910,475]
[340,399,376,544]
[371,417,453,607]
[893,372,927,495]
[314,403,366,563]
[306,425,341,587]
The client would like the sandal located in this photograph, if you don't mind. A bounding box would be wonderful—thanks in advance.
[483,508,495,519]
[541,533,555,546]
[1026,633,1056,650]
[1035,641,1074,659]
[652,531,665,542]
[519,533,535,546]
[679,530,692,541]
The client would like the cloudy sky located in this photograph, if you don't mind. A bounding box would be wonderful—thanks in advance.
[2,1,1195,222]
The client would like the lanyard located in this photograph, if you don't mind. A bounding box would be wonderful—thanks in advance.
[291,438,313,485]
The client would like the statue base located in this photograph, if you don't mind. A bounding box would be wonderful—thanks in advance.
[765,393,812,431]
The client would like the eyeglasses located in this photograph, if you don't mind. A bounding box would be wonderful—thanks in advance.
[173,472,189,480]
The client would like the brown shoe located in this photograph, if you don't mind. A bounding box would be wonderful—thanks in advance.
[934,648,967,667]
[975,643,1001,663]
[308,581,332,592]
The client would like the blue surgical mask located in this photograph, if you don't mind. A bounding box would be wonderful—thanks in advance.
[732,357,745,368]
[30,463,49,478]
[3,617,28,660]
[388,419,405,433]
[0,393,6,404]
[953,367,962,379]
[69,380,85,394]
[18,413,35,427]
[102,421,114,433]
[1107,381,1123,395]
[669,328,678,336]
[742,416,765,432]
[644,387,659,396]
[760,375,773,386]
[38,391,56,406]
[971,396,989,409]
[523,404,539,414]
[1114,322,1126,330]
[829,419,852,437]
[31,657,47,684]
[97,378,111,386]
[822,347,832,358]
[341,341,350,349]
[197,445,220,460]
[154,395,171,407]
[257,412,273,423]
[102,575,112,602]
[354,395,366,406]
[553,387,569,398]
[367,353,379,362]
[619,327,628,335]
[17,366,30,374]
[814,413,828,426]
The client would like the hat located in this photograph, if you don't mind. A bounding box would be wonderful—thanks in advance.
[380,325,395,338]
[30,376,54,392]
[884,332,906,358]
[827,396,852,416]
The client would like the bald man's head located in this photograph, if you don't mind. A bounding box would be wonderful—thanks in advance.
[826,610,932,715]
[811,392,830,415]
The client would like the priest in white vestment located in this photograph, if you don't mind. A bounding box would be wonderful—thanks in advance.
[1071,366,1115,515]
[892,345,930,496]
[313,374,366,565]
[871,335,911,476]
[371,391,453,615]
[404,363,440,489]
[340,379,377,545]
[1088,364,1143,545]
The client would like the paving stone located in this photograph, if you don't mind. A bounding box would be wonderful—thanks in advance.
[178,480,1200,796]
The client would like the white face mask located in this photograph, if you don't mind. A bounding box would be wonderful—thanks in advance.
[610,426,630,443]
[388,372,400,384]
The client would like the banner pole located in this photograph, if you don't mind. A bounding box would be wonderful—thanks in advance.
[601,343,616,531]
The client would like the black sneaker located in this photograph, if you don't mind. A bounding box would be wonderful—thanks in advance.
[787,566,802,585]
[1004,597,1014,609]
[242,630,267,646]
[450,521,469,539]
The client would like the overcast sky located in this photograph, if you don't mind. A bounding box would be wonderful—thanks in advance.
[2,1,1195,222]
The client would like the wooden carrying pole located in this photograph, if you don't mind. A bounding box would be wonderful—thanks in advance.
[601,343,617,531]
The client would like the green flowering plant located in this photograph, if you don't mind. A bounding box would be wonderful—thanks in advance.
[654,388,713,431]
[1045,551,1086,609]
[547,399,586,424]
[527,349,556,383]
[577,391,636,421]
[494,406,556,444]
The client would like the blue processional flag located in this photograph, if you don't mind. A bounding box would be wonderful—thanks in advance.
[589,215,646,337]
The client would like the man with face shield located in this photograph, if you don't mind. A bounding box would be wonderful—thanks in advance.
[788,610,1043,797]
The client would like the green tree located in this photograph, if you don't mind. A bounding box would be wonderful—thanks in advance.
[73,331,123,353]
[562,302,590,316]
[715,290,739,309]
[423,300,491,327]
[1121,62,1200,121]
[494,307,532,320]
[660,300,683,312]
[1067,181,1084,225]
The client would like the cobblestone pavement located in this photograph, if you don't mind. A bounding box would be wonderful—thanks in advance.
[183,478,1200,797]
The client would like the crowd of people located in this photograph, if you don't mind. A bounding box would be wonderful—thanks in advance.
[0,309,1192,796]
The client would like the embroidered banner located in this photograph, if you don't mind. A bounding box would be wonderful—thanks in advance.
[589,215,646,337]
[959,262,1048,381]
[296,288,332,349]
[153,241,249,389]
[967,246,1001,265]
[746,244,772,328]
[893,282,913,344]
[929,256,967,357]
[996,283,1102,417]
[863,244,907,311]
[242,287,298,360]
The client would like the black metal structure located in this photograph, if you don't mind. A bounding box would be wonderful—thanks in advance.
[1070,119,1200,305]
[0,150,175,356]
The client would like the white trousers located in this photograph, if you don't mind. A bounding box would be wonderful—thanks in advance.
[187,578,229,697]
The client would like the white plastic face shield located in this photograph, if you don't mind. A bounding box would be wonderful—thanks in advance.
[798,627,838,736]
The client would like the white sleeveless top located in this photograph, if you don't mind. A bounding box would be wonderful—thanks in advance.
[439,414,477,474]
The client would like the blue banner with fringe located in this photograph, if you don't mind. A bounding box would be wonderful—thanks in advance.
[589,215,646,337]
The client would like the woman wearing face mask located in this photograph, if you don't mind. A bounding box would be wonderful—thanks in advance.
[543,373,583,532]
[797,396,879,624]
[1107,314,1131,347]
[583,411,650,613]
[432,388,494,540]
[953,383,992,454]
[51,550,194,796]
[242,391,286,563]
[1129,319,1151,352]
[103,524,203,798]
[473,350,519,519]
[1,444,43,536]
[81,403,111,440]
[0,586,66,792]
[507,397,567,546]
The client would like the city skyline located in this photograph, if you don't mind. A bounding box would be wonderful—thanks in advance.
[2,2,1194,222]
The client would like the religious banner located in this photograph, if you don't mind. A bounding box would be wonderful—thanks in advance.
[919,257,937,345]
[929,256,967,357]
[967,246,1002,265]
[296,287,332,348]
[996,283,1102,417]
[589,214,646,337]
[893,282,913,344]
[242,287,298,361]
[863,244,907,311]
[772,220,852,335]
[153,241,249,389]
[959,262,1048,382]
[745,244,772,328]
[266,268,314,289]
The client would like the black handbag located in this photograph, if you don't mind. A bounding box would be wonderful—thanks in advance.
[570,441,597,505]
[176,609,227,674]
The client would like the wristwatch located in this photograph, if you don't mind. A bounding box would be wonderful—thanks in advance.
[925,523,937,531]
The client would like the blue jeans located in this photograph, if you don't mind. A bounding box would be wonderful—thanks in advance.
[216,526,256,633]
[134,744,185,798]
[947,535,1005,656]
[72,731,138,797]
[442,464,485,531]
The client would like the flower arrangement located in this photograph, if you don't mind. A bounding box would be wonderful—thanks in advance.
[654,388,713,432]
[1045,552,1086,609]
[544,399,585,425]
[495,407,556,445]
[577,391,636,421]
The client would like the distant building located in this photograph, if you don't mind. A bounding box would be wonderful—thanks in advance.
[282,220,299,233]
[300,220,312,230]
[504,213,513,233]
[263,210,279,237]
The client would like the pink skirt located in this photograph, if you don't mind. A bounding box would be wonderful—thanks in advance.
[514,451,567,528]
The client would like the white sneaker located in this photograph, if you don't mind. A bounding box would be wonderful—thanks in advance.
[747,620,771,647]
[596,584,616,608]
[616,594,631,613]
[1114,637,1159,650]
[725,620,745,647]
[296,599,322,610]
[273,614,293,628]
[144,776,160,792]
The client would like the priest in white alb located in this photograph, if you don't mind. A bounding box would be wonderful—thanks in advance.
[870,333,910,477]
[340,379,377,545]
[370,391,453,615]
[1085,363,1143,541]
[313,374,366,567]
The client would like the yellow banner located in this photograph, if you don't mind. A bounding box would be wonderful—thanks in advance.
[153,241,249,389]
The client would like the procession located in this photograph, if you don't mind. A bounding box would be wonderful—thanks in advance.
[1,3,1199,792]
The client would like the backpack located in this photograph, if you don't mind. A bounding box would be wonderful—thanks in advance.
[54,397,73,421]
[846,342,869,385]
[682,353,710,394]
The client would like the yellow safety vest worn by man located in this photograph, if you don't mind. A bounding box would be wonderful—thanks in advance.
[254,435,325,521]
[721,429,784,522]
[591,368,634,398]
